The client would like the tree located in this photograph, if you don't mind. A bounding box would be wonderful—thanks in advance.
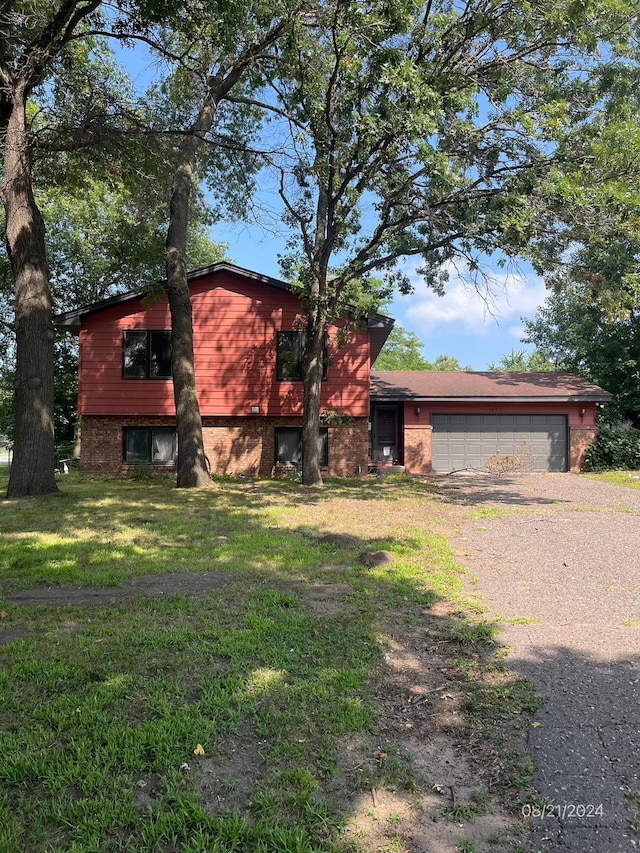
[0,3,96,496]
[373,327,432,370]
[432,354,472,372]
[0,2,154,497]
[521,78,640,420]
[373,326,471,371]
[136,1,289,488]
[523,284,640,424]
[268,0,635,485]
[488,348,555,372]
[516,23,640,415]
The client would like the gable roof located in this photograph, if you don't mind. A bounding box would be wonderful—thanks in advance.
[371,371,613,403]
[53,262,395,363]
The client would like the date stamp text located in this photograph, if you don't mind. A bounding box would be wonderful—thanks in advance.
[521,803,604,820]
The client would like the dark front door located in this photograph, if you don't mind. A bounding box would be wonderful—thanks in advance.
[371,405,399,464]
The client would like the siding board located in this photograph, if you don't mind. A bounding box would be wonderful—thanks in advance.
[78,271,370,418]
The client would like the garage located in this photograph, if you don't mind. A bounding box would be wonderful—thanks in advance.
[370,370,613,474]
[431,413,568,473]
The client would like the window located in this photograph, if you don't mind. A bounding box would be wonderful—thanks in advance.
[276,332,327,381]
[123,428,176,464]
[123,331,171,379]
[274,427,328,467]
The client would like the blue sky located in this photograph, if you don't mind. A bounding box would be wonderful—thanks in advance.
[215,217,548,371]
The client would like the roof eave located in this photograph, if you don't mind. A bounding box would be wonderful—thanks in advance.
[368,315,395,364]
[53,262,395,335]
[370,394,613,403]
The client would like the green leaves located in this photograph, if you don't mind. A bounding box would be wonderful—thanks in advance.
[273,0,639,309]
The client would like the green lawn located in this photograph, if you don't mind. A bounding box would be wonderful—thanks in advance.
[585,470,640,489]
[0,473,536,852]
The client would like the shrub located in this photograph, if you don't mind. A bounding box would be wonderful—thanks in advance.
[583,426,640,471]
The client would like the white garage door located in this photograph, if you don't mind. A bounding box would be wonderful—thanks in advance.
[431,414,568,473]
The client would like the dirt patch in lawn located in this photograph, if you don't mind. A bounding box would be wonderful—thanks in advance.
[3,570,230,607]
[181,599,530,853]
[193,721,268,820]
[340,606,530,853]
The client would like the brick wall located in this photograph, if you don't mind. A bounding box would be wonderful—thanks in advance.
[569,426,598,472]
[80,415,369,478]
[80,416,177,476]
[403,424,433,474]
[203,417,369,477]
[327,421,369,477]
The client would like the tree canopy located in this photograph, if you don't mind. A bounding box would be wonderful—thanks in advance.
[487,348,555,372]
[524,285,640,424]
[520,34,640,422]
[372,327,472,371]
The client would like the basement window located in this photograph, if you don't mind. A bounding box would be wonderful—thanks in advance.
[123,428,176,464]
[274,427,328,467]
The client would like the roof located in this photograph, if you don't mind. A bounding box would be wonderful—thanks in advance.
[371,371,613,403]
[53,262,395,364]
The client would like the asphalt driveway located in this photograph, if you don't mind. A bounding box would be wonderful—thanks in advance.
[439,472,640,853]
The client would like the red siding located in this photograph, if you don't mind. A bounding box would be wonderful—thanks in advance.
[404,400,598,428]
[78,271,370,418]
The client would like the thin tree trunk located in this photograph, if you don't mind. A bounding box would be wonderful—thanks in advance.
[165,160,211,489]
[301,318,326,487]
[2,91,58,497]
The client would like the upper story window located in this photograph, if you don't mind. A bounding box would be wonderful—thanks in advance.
[277,331,327,381]
[123,331,172,379]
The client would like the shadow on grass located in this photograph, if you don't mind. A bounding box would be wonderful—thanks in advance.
[0,475,538,853]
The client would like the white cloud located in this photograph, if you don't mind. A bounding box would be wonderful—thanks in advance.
[396,260,547,338]
[508,324,529,342]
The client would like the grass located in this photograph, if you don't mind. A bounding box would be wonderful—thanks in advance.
[585,470,640,489]
[467,507,519,520]
[0,472,536,852]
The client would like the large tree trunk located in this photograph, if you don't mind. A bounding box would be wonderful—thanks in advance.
[165,160,211,489]
[2,91,58,497]
[161,28,283,488]
[301,319,326,487]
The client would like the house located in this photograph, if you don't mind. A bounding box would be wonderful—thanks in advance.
[371,370,612,473]
[54,262,611,477]
[54,263,393,478]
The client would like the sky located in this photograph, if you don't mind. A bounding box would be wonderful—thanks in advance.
[215,217,549,371]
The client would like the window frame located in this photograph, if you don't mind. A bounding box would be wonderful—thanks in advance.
[122,427,176,465]
[274,426,328,468]
[123,330,172,380]
[276,331,327,381]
